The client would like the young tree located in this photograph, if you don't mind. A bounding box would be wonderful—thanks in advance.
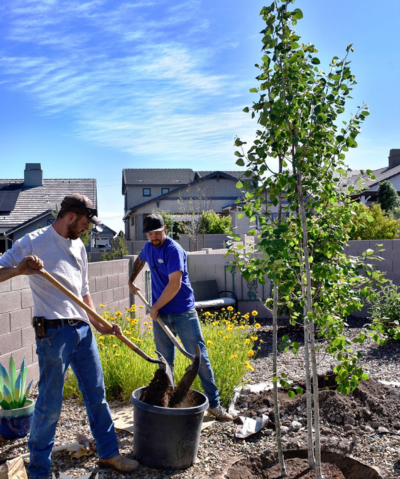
[378,180,400,213]
[229,1,386,475]
[101,232,128,261]
[177,185,213,251]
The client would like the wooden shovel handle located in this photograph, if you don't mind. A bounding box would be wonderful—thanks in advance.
[40,269,162,364]
[136,290,195,361]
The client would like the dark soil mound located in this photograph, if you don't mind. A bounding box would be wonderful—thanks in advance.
[235,376,400,432]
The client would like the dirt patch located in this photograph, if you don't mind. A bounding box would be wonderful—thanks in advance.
[226,456,345,479]
[235,376,400,432]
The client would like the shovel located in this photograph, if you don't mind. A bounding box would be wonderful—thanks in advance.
[136,290,201,406]
[38,268,175,387]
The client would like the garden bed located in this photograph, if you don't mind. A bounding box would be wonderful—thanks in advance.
[1,318,399,478]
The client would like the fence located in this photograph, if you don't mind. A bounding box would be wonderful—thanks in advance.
[3,239,400,384]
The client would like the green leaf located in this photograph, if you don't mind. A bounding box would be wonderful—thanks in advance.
[236,159,245,167]
[367,215,374,222]
[243,107,249,113]
[288,390,295,399]
[236,180,243,189]
[361,373,369,380]
[249,88,258,93]
[292,8,303,19]
[311,57,320,65]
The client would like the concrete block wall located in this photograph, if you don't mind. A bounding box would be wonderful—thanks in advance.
[0,259,132,384]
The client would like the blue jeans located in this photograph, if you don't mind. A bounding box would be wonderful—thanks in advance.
[154,308,220,408]
[28,321,119,479]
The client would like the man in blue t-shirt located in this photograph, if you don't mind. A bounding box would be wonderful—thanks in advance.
[128,214,232,421]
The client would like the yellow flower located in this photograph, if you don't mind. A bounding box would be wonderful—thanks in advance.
[246,364,255,372]
[218,331,223,335]
[235,327,239,330]
[116,311,122,316]
[227,306,234,311]
[113,344,118,348]
[123,330,129,334]
[221,308,225,311]
[251,336,258,341]
[144,322,148,326]
[243,314,250,320]
[100,304,105,308]
[231,353,238,359]
[126,331,132,335]
[139,305,144,309]
[98,342,104,347]
[223,335,229,340]
[252,310,258,316]
[99,336,105,340]
[240,325,245,330]
[148,326,153,330]
[247,350,255,358]
[245,339,251,345]
[232,316,236,320]
[207,340,213,346]
[114,353,121,357]
[255,323,261,329]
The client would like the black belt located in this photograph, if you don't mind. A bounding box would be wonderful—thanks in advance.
[34,317,82,327]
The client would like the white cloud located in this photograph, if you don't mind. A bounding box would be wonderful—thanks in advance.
[1,0,255,165]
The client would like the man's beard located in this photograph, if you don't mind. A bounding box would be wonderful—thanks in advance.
[150,239,161,246]
[67,218,83,240]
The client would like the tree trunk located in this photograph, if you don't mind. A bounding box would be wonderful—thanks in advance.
[272,283,287,476]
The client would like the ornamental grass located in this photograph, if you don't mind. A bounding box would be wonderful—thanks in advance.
[64,305,260,407]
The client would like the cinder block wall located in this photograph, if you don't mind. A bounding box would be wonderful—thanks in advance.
[0,259,132,385]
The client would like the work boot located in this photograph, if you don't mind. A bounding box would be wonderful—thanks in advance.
[99,454,140,473]
[207,405,233,422]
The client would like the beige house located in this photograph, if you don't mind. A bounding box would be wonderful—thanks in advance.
[122,169,250,240]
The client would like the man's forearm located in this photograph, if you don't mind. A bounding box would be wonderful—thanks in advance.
[129,256,146,283]
[0,266,19,283]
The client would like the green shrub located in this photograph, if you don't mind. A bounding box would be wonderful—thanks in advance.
[378,180,400,213]
[349,203,399,240]
[64,305,259,407]
[198,210,231,234]
[368,280,400,340]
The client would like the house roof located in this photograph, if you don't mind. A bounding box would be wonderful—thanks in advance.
[121,168,245,194]
[346,164,400,193]
[123,170,245,219]
[0,178,98,232]
[122,169,195,193]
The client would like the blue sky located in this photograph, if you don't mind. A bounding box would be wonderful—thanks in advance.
[1,0,399,233]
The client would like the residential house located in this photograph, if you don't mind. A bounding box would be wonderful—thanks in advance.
[0,164,99,253]
[122,168,250,240]
[346,149,400,204]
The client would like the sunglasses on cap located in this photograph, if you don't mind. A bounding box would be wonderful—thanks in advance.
[64,204,98,219]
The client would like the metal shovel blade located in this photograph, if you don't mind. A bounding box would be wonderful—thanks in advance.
[169,344,201,407]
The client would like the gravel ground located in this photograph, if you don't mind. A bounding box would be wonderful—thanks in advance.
[1,318,400,478]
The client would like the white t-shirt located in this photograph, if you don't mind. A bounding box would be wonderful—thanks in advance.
[0,225,90,323]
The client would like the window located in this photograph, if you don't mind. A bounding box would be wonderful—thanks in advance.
[131,216,135,226]
[143,188,151,197]
[161,188,169,195]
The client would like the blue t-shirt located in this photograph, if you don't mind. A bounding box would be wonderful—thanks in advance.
[140,236,195,314]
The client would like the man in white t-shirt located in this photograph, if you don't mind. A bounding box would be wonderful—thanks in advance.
[0,194,139,478]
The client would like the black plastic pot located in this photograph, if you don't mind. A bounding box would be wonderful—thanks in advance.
[130,387,209,469]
